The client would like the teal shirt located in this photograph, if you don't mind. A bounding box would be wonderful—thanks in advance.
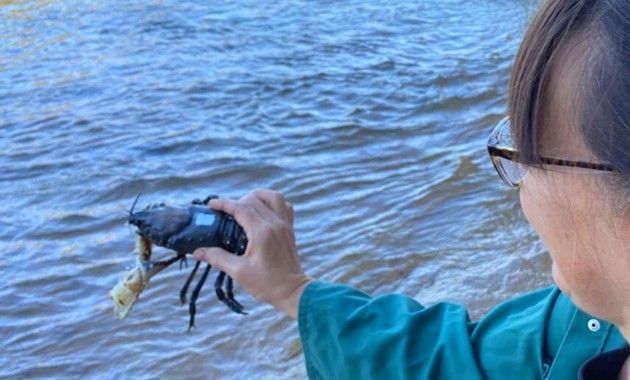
[298,281,627,379]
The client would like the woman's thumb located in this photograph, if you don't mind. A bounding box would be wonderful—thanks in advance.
[193,247,241,278]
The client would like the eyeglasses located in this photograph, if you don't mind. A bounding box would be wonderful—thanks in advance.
[487,117,617,187]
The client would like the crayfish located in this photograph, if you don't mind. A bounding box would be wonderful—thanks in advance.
[109,195,248,331]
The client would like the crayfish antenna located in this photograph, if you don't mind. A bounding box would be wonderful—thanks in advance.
[129,192,142,216]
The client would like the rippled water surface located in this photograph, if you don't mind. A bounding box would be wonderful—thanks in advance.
[1,0,551,378]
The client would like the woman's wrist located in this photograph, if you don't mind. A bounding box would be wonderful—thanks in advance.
[278,276,315,319]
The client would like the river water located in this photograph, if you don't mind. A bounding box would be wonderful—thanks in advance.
[1,0,551,378]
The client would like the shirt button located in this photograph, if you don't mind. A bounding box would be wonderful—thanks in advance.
[588,319,601,332]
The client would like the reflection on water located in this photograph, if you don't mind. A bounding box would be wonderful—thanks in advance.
[0,0,550,378]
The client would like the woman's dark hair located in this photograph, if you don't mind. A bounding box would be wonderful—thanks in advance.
[509,0,630,182]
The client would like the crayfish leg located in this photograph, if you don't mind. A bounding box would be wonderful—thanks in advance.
[188,263,211,332]
[179,255,188,270]
[226,276,244,311]
[202,195,219,205]
[180,260,201,305]
[192,195,218,205]
[215,271,247,315]
[146,253,184,279]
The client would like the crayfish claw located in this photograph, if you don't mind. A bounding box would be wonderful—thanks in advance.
[109,236,153,319]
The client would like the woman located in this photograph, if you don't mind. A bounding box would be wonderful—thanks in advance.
[194,0,630,378]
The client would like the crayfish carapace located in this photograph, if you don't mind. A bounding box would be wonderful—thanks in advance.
[109,195,248,331]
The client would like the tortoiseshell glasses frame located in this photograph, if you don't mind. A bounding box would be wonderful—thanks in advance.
[487,117,617,187]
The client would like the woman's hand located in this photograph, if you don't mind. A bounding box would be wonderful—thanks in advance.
[193,189,313,319]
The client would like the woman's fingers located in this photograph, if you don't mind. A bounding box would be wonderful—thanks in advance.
[251,189,287,212]
[196,189,311,319]
[249,189,295,224]
[193,247,242,279]
[208,197,262,238]
[210,189,292,228]
[285,201,294,225]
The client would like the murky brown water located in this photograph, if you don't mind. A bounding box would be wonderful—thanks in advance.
[1,0,551,378]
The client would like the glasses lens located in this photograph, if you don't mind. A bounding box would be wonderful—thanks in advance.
[489,117,513,148]
[492,156,525,186]
[488,117,525,187]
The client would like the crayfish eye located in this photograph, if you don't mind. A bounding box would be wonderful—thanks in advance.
[128,217,143,227]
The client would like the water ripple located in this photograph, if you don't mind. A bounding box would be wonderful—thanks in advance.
[0,0,549,378]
